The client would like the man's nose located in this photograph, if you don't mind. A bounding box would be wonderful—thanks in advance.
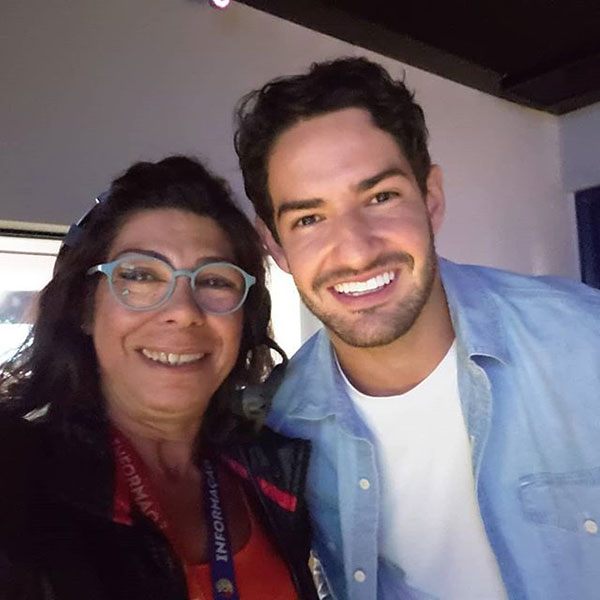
[327,212,384,269]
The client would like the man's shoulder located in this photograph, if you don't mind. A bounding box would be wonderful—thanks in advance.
[267,329,338,429]
[283,329,331,382]
[441,258,600,310]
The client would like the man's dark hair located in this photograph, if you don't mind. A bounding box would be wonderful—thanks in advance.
[234,56,432,236]
[0,155,281,443]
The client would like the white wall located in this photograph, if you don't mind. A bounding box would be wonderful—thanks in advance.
[1,0,582,346]
[559,102,600,193]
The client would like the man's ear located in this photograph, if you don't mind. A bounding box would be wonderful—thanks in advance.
[255,218,290,273]
[424,164,446,235]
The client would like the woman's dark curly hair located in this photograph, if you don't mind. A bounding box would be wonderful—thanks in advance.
[234,56,432,239]
[0,155,282,443]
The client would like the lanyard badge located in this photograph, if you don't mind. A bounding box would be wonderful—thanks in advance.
[112,430,240,600]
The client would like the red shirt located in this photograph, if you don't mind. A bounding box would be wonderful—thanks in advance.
[112,430,298,600]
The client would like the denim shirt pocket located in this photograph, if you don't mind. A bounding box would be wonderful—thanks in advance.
[519,466,600,535]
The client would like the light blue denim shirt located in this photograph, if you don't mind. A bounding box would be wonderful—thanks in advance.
[267,258,600,600]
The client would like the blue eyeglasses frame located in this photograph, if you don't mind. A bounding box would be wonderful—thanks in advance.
[87,253,256,315]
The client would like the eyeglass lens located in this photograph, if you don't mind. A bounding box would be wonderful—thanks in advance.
[111,256,247,313]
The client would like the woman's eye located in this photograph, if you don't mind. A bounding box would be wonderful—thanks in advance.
[198,276,235,289]
[119,269,158,282]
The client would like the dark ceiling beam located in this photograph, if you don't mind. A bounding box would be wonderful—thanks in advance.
[236,0,501,97]
[236,0,600,114]
[501,51,600,115]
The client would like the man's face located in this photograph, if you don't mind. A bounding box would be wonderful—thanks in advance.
[264,107,446,348]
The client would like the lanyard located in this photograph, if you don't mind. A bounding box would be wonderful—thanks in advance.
[111,429,240,600]
[200,458,240,600]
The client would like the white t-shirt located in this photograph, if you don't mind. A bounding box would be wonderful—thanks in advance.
[337,343,507,599]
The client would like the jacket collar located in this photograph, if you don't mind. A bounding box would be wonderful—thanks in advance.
[270,257,509,424]
[38,411,115,521]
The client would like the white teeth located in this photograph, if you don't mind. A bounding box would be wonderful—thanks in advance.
[141,348,204,365]
[333,271,396,296]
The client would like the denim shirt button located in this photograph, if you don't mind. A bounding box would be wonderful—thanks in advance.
[584,519,598,534]
[359,478,371,490]
[353,569,366,583]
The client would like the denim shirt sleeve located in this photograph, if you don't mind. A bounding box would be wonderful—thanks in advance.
[442,258,600,600]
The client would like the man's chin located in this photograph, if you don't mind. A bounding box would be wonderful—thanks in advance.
[328,319,414,348]
[301,289,431,349]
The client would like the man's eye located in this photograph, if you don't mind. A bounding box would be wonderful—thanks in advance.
[293,214,321,228]
[370,191,397,204]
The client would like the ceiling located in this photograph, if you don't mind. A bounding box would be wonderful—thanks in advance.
[237,0,600,115]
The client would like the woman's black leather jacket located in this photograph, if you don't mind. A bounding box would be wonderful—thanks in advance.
[0,412,317,600]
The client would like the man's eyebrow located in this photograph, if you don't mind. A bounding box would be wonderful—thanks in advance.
[356,167,410,192]
[276,198,324,221]
[274,167,408,221]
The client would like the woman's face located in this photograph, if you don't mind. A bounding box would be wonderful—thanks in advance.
[90,208,244,429]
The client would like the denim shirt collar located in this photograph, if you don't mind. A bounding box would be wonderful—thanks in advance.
[270,257,509,425]
[272,329,350,420]
[439,257,509,365]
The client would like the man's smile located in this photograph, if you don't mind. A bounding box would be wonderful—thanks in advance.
[332,270,396,296]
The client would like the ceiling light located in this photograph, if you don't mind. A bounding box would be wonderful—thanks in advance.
[209,0,230,8]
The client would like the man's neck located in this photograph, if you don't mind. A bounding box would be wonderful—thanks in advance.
[332,276,455,396]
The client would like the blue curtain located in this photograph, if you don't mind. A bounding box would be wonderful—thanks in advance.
[575,185,600,289]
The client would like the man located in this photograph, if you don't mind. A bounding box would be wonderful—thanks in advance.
[234,57,600,600]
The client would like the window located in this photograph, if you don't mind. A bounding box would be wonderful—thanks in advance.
[0,227,304,361]
[0,230,63,361]
[266,257,303,357]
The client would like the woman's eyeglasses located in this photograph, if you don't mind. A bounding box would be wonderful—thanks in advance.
[87,253,256,315]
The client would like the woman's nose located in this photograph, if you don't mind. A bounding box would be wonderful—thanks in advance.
[160,275,206,325]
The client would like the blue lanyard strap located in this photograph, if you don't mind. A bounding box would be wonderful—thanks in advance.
[201,458,241,600]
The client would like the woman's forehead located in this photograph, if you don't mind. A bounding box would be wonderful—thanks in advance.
[109,209,235,264]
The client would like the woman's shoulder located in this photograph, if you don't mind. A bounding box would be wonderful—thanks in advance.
[235,425,311,465]
[0,414,47,492]
[0,413,43,460]
[220,426,311,506]
[0,415,47,548]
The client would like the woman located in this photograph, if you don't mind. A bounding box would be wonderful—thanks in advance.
[0,156,317,599]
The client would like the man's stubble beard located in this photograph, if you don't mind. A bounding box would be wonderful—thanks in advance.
[297,233,438,348]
